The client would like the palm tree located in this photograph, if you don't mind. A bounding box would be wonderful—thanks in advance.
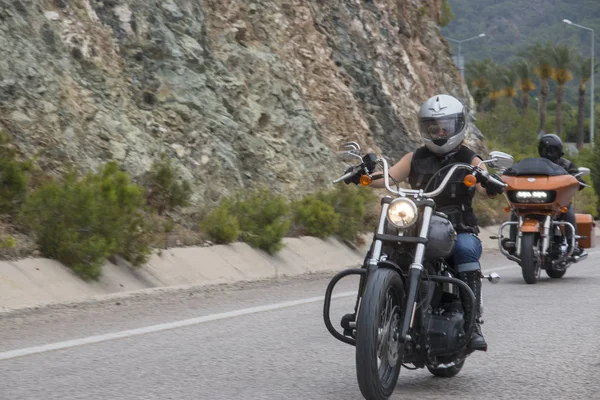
[520,43,554,134]
[500,67,518,103]
[574,57,597,149]
[551,44,575,137]
[466,58,493,112]
[487,65,505,109]
[515,59,536,111]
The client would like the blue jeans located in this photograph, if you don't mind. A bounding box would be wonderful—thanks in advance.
[448,233,482,273]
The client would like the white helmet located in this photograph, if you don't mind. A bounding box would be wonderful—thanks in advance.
[418,94,466,155]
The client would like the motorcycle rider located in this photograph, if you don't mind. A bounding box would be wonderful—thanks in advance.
[505,133,587,258]
[344,94,505,352]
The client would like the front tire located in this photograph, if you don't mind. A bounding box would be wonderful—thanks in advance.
[519,233,540,284]
[356,268,405,400]
[427,359,465,378]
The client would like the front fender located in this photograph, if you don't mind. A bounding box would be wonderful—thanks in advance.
[520,219,540,233]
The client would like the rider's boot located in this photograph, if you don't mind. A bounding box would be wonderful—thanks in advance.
[572,245,587,258]
[501,238,516,254]
[459,270,488,352]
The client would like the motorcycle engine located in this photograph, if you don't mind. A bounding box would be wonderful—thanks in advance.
[423,308,465,355]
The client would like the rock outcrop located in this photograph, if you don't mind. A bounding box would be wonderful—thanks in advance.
[0,0,484,205]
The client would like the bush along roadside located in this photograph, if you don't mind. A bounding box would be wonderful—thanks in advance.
[0,130,381,280]
[201,186,292,255]
[18,162,152,280]
[200,184,380,252]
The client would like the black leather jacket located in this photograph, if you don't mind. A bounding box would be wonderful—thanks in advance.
[408,145,480,234]
[555,157,585,190]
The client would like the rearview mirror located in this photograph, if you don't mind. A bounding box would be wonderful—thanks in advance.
[577,167,590,177]
[339,151,362,163]
[343,141,361,153]
[339,141,363,164]
[488,151,514,170]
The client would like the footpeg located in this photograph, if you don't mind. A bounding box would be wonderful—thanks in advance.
[570,251,588,263]
[484,272,501,283]
[341,313,356,330]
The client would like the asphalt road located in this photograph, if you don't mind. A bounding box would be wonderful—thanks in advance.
[0,249,599,400]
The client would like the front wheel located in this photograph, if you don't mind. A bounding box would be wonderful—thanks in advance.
[356,268,405,400]
[427,359,466,378]
[519,233,541,284]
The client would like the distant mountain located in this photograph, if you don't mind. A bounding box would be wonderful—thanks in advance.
[441,0,599,64]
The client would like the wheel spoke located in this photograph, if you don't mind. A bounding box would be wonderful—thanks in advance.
[376,287,403,385]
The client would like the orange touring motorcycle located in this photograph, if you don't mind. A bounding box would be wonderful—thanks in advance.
[495,156,596,284]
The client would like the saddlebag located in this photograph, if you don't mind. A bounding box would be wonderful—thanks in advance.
[575,213,596,249]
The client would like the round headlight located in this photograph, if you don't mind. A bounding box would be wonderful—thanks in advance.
[387,198,418,229]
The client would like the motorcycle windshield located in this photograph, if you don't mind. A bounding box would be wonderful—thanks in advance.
[503,158,569,177]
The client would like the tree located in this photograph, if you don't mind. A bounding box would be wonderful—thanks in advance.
[487,64,505,109]
[500,66,518,103]
[515,59,536,111]
[551,44,575,137]
[521,43,554,134]
[439,0,456,27]
[574,56,597,149]
[466,58,493,111]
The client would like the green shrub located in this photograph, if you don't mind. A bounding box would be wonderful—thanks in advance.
[293,195,340,239]
[143,156,192,215]
[19,162,150,280]
[118,211,154,266]
[19,172,109,280]
[0,132,32,214]
[573,146,600,215]
[574,185,598,217]
[440,0,455,26]
[473,193,511,227]
[200,198,241,244]
[0,235,16,249]
[231,187,291,254]
[318,185,379,242]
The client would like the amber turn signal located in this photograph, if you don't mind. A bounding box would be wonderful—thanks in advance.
[560,206,568,213]
[463,174,477,187]
[360,175,372,186]
[504,207,511,213]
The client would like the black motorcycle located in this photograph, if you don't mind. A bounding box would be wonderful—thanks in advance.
[323,143,513,400]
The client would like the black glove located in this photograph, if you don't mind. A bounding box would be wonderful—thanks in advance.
[480,173,505,196]
[343,167,361,185]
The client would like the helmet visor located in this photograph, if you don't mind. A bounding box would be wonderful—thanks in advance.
[540,145,562,161]
[419,115,465,141]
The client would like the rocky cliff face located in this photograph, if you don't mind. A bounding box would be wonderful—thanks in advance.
[0,0,484,205]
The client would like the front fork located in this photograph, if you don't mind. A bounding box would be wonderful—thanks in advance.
[397,206,433,342]
[360,201,434,343]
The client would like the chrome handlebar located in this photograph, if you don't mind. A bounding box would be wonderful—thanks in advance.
[333,170,356,184]
[334,157,508,198]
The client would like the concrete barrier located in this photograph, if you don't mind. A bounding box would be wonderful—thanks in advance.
[0,236,366,312]
[1,224,597,312]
